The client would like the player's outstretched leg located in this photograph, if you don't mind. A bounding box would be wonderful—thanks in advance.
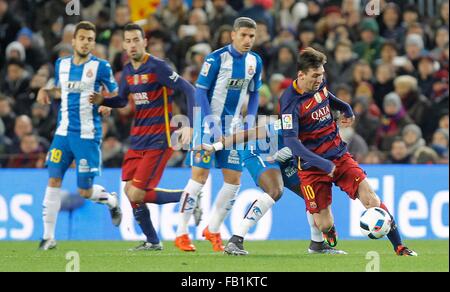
[357,179,417,256]
[129,203,163,251]
[39,178,62,250]
[82,184,122,226]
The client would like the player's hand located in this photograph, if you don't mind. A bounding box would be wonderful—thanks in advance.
[328,165,336,178]
[89,92,104,105]
[175,127,193,145]
[98,106,111,117]
[339,115,355,128]
[37,88,51,105]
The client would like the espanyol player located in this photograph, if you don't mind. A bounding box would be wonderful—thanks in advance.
[36,21,121,250]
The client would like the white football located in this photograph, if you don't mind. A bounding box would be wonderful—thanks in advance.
[360,207,392,239]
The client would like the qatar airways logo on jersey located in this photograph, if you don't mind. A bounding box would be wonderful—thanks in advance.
[311,105,332,122]
[133,92,150,105]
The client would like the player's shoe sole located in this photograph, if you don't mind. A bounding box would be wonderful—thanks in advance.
[307,241,347,255]
[224,242,249,256]
[38,239,57,250]
[128,242,163,251]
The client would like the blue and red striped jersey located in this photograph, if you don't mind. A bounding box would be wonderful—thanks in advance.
[280,80,348,170]
[118,54,180,150]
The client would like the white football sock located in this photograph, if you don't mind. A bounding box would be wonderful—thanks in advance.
[89,184,117,209]
[42,187,61,240]
[208,182,241,233]
[235,192,275,238]
[306,211,323,242]
[176,179,204,236]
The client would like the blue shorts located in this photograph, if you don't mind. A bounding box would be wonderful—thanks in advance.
[242,149,279,186]
[46,134,101,189]
[185,149,243,172]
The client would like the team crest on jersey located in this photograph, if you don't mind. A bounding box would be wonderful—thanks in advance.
[86,69,93,78]
[282,114,293,130]
[248,65,255,75]
[309,202,317,209]
[141,74,148,83]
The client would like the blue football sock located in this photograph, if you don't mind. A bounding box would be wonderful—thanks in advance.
[133,204,159,244]
[380,203,402,250]
[153,189,183,204]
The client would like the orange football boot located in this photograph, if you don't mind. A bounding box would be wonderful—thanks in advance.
[202,226,224,252]
[175,234,196,252]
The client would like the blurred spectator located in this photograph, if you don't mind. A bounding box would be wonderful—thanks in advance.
[0,94,16,138]
[275,0,308,33]
[257,84,274,116]
[417,53,438,97]
[325,40,357,86]
[6,133,46,168]
[297,21,318,51]
[373,63,395,110]
[239,0,275,37]
[159,0,189,32]
[402,124,426,156]
[353,95,380,147]
[268,73,286,101]
[267,43,297,78]
[102,136,125,168]
[339,125,368,163]
[353,18,385,66]
[431,26,449,61]
[377,92,413,151]
[394,75,432,132]
[333,83,352,104]
[411,146,439,164]
[402,4,420,29]
[1,59,32,115]
[212,24,233,51]
[362,148,386,164]
[379,2,405,44]
[0,0,22,69]
[351,60,373,88]
[209,0,238,34]
[399,33,425,74]
[386,138,411,164]
[16,27,48,72]
[430,128,449,162]
[432,0,449,30]
[31,102,55,142]
[0,118,12,167]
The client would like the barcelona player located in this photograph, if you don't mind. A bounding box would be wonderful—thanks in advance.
[279,47,417,256]
[201,121,347,255]
[90,23,196,251]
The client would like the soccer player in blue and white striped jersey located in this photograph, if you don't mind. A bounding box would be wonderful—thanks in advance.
[175,17,263,252]
[36,21,122,250]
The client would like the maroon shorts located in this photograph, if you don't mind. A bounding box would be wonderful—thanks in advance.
[298,152,366,214]
[121,148,173,190]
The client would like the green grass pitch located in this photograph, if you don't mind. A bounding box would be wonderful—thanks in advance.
[0,240,447,272]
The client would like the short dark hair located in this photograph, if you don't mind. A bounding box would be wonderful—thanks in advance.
[123,23,145,38]
[74,21,96,38]
[7,58,25,69]
[297,47,327,73]
[233,17,257,31]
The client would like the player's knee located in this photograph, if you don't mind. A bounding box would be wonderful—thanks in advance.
[48,178,62,188]
[266,185,283,201]
[127,188,145,204]
[192,171,209,184]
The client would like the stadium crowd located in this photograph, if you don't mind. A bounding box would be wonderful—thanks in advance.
[0,0,448,168]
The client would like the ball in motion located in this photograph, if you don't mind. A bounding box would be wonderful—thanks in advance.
[360,207,392,239]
